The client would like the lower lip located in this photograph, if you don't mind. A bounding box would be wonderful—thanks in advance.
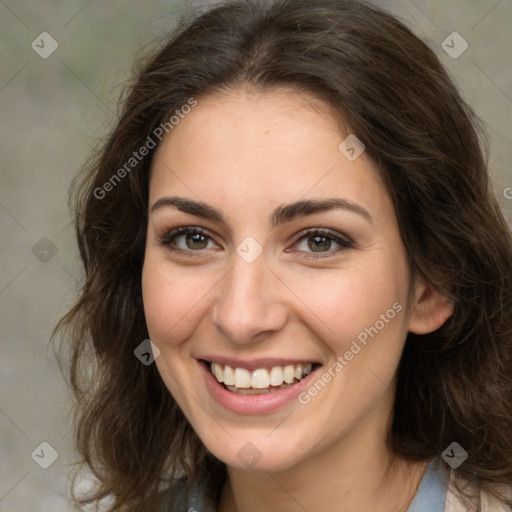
[198,360,322,415]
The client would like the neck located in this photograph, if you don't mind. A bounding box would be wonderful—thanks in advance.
[220,455,427,512]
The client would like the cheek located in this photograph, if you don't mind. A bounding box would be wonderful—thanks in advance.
[287,260,408,354]
[290,268,408,434]
[141,255,216,346]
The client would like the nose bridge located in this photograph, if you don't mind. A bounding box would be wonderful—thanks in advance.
[212,253,286,343]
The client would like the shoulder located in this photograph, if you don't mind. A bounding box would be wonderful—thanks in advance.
[444,472,512,512]
[155,478,189,512]
[155,477,215,512]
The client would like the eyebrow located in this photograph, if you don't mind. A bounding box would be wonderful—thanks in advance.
[150,196,372,226]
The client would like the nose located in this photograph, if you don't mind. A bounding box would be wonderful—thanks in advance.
[211,253,288,345]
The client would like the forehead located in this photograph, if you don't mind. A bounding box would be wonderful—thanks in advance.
[149,88,392,224]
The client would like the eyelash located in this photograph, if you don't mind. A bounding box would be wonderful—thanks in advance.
[157,226,353,260]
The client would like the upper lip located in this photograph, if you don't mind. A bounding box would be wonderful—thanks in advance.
[198,356,321,370]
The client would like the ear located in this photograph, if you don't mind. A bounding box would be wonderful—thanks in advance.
[408,278,454,335]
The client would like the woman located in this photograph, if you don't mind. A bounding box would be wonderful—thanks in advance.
[55,0,512,511]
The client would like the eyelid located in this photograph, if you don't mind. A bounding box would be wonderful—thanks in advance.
[286,228,353,259]
[292,227,353,246]
[157,226,221,250]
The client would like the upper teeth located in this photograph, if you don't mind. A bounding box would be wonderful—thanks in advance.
[210,362,313,389]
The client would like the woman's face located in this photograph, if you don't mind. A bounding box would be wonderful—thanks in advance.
[142,88,423,471]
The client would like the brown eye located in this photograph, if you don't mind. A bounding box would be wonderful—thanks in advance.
[291,229,352,259]
[185,232,209,250]
[308,235,332,252]
[158,227,218,252]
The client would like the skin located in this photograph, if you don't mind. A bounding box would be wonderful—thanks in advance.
[142,88,454,512]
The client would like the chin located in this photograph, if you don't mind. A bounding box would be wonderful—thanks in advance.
[200,430,312,472]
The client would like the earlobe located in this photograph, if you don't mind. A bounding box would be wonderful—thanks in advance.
[408,280,454,335]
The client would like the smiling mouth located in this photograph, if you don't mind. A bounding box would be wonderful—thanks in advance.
[203,360,320,395]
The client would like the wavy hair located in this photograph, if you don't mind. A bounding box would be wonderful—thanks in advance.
[53,0,512,510]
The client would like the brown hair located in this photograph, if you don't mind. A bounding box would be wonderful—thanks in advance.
[54,0,512,510]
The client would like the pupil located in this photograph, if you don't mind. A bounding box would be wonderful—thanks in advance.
[309,235,330,252]
[187,233,207,249]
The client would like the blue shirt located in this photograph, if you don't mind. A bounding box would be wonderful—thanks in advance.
[160,459,449,511]
[408,459,449,512]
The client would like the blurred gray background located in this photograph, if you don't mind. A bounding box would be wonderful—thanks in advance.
[1,0,511,510]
